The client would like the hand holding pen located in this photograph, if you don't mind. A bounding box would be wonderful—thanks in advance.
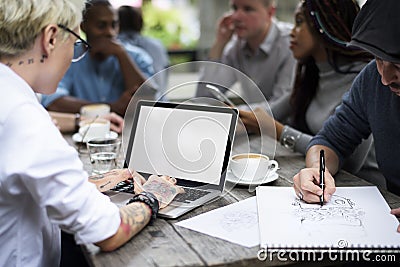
[292,146,336,204]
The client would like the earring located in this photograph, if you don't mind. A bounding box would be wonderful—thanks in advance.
[40,54,48,63]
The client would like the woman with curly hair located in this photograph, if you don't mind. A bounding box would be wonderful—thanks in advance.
[240,0,381,181]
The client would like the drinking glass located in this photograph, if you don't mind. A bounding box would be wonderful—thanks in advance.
[87,138,121,175]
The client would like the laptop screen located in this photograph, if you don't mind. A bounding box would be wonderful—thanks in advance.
[125,101,237,187]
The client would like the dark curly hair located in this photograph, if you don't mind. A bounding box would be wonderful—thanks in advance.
[118,6,143,33]
[290,0,372,133]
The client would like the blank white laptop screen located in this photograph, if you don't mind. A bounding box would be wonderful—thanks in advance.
[128,104,234,185]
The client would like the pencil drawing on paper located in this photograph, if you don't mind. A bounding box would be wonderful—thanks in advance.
[292,194,366,237]
[220,210,258,232]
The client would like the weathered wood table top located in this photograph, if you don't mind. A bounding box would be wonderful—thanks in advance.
[64,134,400,267]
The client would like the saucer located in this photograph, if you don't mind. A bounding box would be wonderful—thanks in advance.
[72,131,118,143]
[225,170,279,186]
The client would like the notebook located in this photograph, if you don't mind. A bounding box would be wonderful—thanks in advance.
[256,186,400,250]
[109,100,238,218]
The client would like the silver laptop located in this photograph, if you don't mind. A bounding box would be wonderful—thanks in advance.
[109,100,238,218]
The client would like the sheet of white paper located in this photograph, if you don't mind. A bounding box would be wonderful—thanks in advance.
[256,186,400,249]
[175,197,259,247]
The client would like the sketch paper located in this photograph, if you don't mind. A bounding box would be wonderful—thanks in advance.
[175,197,259,247]
[256,186,400,249]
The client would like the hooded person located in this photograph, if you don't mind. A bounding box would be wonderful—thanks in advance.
[291,0,400,232]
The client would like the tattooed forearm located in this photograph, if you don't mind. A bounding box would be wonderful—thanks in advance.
[119,203,150,235]
[95,202,151,251]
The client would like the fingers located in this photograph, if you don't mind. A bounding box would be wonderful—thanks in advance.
[106,112,124,134]
[109,124,122,134]
[390,207,400,217]
[392,209,400,233]
[166,177,177,185]
[119,169,133,180]
[133,176,144,194]
[163,176,185,193]
[149,175,177,185]
[164,177,185,193]
[238,110,253,119]
[143,175,185,201]
[239,110,260,134]
[293,168,336,204]
[219,14,234,29]
[323,171,336,202]
[132,170,146,194]
[217,14,234,42]
[88,169,132,192]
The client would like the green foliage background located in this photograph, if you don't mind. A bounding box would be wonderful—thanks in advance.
[141,3,197,50]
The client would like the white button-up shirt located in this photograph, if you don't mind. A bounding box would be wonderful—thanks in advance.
[0,64,120,267]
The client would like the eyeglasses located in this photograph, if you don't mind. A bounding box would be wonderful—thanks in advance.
[58,24,91,62]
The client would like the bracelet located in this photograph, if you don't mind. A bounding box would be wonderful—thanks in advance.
[74,113,81,132]
[127,191,159,225]
[279,125,302,151]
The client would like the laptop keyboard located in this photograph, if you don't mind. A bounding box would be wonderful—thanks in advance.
[111,180,211,203]
[173,188,211,203]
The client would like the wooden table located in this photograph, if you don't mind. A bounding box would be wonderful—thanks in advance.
[64,134,400,267]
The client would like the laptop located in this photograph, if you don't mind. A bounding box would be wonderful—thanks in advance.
[108,100,238,218]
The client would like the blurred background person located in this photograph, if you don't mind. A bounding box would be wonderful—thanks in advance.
[196,0,296,107]
[41,0,155,116]
[118,5,170,100]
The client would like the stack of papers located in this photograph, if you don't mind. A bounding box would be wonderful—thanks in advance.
[176,186,400,249]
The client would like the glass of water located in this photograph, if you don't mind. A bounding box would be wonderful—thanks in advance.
[87,138,121,175]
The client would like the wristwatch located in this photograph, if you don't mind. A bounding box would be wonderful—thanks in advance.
[280,126,301,151]
[127,191,159,225]
[281,134,297,150]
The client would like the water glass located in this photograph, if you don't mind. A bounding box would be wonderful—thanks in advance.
[87,138,121,174]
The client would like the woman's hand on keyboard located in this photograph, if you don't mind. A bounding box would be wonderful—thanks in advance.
[89,169,132,192]
[132,171,184,208]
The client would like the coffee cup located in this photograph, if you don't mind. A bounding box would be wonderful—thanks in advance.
[80,104,110,119]
[230,153,278,180]
[79,118,110,142]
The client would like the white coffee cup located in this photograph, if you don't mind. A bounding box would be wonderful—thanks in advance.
[230,153,278,180]
[80,104,110,119]
[79,118,110,142]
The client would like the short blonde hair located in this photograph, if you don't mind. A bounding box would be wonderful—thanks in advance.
[0,0,86,58]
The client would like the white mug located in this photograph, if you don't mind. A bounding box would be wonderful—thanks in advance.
[230,153,278,180]
[79,118,110,142]
[80,104,110,119]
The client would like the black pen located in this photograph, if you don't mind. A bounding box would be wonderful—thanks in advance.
[319,150,325,207]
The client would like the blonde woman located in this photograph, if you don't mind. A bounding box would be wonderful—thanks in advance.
[0,1,182,266]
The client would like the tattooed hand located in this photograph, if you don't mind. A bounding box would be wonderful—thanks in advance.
[89,169,132,192]
[132,171,184,209]
[94,170,184,251]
